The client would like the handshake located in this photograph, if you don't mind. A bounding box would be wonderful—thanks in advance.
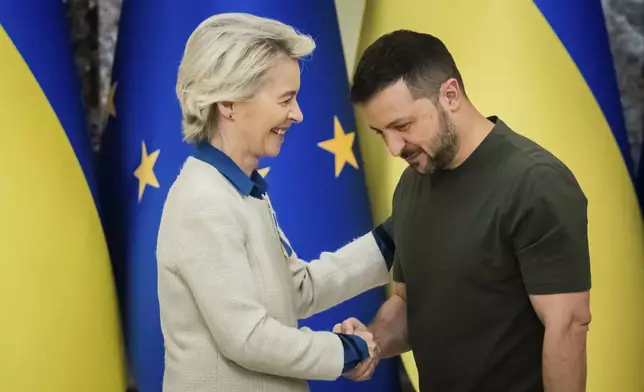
[333,317,381,381]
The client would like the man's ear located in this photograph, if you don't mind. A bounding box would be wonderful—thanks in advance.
[441,78,463,110]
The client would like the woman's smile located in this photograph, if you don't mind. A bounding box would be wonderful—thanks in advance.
[271,127,288,136]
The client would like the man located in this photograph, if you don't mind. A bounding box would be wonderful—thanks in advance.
[336,30,592,392]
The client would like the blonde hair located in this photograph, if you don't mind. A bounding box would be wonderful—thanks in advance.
[176,13,315,143]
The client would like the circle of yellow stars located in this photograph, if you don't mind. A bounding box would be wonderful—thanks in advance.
[107,81,359,202]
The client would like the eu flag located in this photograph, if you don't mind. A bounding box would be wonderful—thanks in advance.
[0,1,126,391]
[99,1,400,391]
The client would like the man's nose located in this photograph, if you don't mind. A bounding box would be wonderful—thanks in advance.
[385,133,405,157]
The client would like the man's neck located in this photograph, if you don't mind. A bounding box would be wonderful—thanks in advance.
[447,109,494,169]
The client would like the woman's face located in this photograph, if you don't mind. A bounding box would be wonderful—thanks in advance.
[233,56,303,159]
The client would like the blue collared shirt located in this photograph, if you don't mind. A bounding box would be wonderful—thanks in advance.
[194,142,269,199]
[192,142,395,373]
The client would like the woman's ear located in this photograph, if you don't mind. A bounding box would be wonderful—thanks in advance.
[216,101,235,120]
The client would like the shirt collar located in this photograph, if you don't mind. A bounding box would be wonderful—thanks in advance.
[193,142,268,198]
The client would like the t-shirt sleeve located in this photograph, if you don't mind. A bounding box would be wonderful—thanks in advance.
[510,163,591,295]
[392,253,405,283]
[391,172,407,284]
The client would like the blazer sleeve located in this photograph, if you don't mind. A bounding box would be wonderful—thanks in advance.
[175,197,344,381]
[284,229,390,319]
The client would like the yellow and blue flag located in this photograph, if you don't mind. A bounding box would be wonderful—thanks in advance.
[533,0,640,209]
[0,1,126,391]
[98,1,399,391]
[533,0,634,175]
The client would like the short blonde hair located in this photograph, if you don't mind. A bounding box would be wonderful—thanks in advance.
[176,13,316,143]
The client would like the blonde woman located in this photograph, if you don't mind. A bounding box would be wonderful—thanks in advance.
[156,13,395,392]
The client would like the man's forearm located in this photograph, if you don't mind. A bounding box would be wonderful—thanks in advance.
[368,294,410,358]
[542,325,588,392]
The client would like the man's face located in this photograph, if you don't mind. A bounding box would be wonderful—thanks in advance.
[362,80,458,174]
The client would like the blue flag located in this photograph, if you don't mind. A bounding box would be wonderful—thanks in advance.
[99,1,400,391]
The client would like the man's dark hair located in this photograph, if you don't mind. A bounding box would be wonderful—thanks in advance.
[350,30,466,104]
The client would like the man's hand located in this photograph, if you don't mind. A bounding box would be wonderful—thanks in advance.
[334,318,380,381]
[333,317,367,334]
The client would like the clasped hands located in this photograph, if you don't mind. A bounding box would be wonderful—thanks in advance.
[333,317,380,381]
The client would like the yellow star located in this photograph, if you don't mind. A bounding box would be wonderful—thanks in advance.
[317,116,358,177]
[258,167,270,177]
[106,82,117,118]
[133,141,160,202]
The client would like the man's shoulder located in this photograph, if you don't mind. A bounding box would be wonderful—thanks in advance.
[497,128,584,205]
[485,119,585,210]
[495,120,575,178]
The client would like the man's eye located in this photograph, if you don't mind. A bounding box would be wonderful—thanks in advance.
[397,123,411,131]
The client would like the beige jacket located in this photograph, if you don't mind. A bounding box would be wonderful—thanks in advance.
[156,157,390,392]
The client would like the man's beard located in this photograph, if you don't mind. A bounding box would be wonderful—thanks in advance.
[431,106,459,172]
[404,106,459,174]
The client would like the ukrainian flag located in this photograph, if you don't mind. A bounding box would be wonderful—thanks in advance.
[99,1,399,391]
[0,2,126,391]
[356,1,644,391]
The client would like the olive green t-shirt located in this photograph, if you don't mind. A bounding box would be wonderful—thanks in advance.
[392,116,590,392]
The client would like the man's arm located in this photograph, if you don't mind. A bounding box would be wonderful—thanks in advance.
[334,282,410,381]
[369,282,410,358]
[336,251,410,358]
[530,292,591,392]
[369,248,410,358]
[509,163,592,392]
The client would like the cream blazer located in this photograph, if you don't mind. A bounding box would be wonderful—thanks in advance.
[156,157,390,392]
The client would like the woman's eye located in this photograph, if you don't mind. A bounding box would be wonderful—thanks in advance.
[280,96,294,105]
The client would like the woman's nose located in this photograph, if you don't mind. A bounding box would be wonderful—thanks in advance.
[289,100,303,123]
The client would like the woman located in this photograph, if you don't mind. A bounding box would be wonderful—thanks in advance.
[157,12,394,392]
